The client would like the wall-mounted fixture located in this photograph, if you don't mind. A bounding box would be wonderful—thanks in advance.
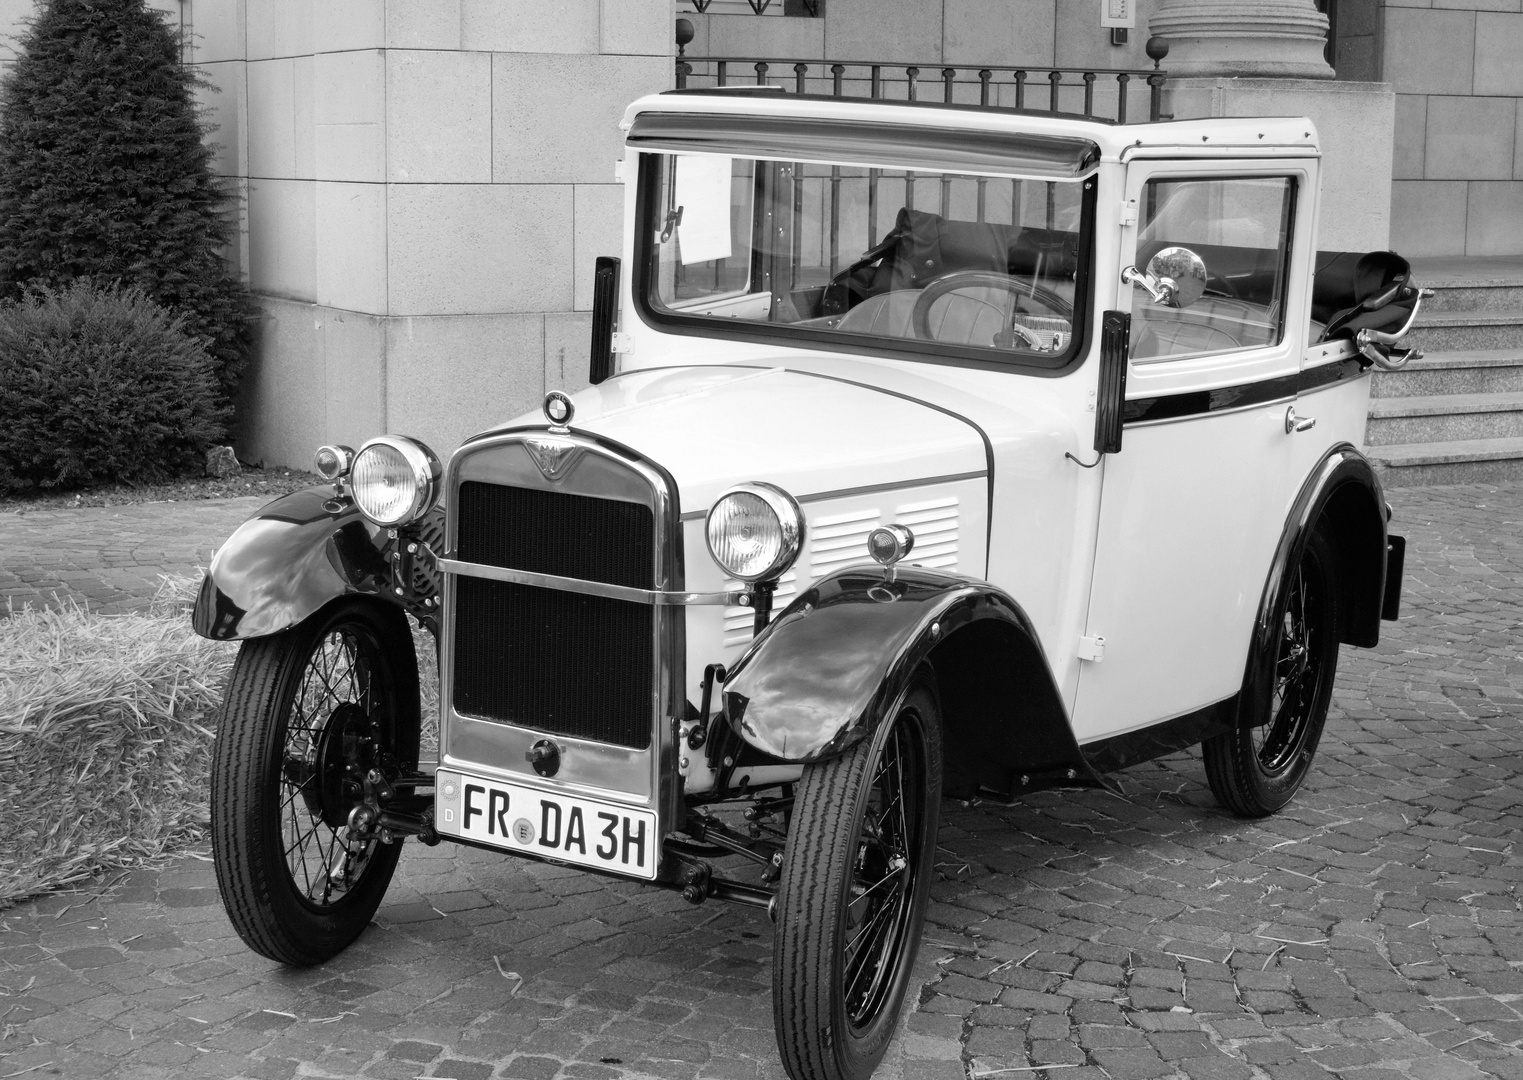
[1102,0,1135,46]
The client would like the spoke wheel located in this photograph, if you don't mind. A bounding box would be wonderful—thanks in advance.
[212,598,420,965]
[1204,529,1340,818]
[774,676,942,1080]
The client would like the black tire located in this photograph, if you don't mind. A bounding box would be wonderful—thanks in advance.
[1204,529,1340,817]
[773,676,943,1080]
[211,597,421,965]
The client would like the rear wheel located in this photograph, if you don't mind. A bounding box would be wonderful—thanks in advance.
[773,676,943,1080]
[211,598,420,965]
[1205,529,1340,817]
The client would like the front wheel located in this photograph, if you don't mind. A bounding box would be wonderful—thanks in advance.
[211,598,421,965]
[773,676,943,1080]
[1204,529,1340,817]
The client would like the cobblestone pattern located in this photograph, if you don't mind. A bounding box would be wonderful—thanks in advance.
[0,498,265,614]
[0,482,1519,1080]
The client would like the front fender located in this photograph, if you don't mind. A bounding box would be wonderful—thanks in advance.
[721,566,1091,784]
[191,486,395,640]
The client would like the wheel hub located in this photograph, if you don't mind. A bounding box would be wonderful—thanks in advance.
[312,702,377,828]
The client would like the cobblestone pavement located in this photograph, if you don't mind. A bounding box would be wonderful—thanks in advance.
[0,497,265,614]
[0,482,1520,1080]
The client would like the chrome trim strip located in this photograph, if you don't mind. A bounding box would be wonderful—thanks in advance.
[1123,393,1295,429]
[677,471,989,521]
[440,558,742,606]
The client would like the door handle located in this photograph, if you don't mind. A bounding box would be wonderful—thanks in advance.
[1285,406,1316,434]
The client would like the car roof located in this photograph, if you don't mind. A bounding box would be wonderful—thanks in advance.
[621,89,1320,162]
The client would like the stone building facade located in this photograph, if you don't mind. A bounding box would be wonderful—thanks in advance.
[0,0,1516,466]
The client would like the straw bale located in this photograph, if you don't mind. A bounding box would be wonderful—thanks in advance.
[0,577,233,907]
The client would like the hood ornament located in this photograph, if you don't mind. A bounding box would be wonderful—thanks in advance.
[543,391,574,433]
[525,437,582,481]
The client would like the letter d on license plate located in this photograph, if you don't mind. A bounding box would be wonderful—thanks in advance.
[434,769,658,880]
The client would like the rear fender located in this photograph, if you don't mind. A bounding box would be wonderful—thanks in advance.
[720,566,1102,792]
[1239,444,1393,729]
[191,486,404,640]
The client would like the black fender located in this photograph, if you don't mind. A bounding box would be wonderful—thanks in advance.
[191,486,399,640]
[1241,443,1395,727]
[720,566,1103,793]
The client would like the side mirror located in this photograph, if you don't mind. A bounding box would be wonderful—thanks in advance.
[589,255,621,386]
[1121,246,1207,309]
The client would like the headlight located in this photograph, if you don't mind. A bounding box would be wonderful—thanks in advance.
[706,482,805,582]
[313,444,354,481]
[349,436,441,527]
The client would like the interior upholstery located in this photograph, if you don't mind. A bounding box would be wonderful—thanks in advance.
[835,287,1014,348]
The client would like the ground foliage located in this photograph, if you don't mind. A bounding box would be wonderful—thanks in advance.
[0,0,253,407]
[0,281,228,493]
[0,577,234,909]
[0,465,321,511]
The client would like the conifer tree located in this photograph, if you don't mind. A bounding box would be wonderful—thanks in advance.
[0,0,251,406]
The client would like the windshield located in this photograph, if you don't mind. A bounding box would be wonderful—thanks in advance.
[640,151,1093,368]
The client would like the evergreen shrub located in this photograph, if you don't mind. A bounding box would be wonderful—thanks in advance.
[0,0,252,406]
[0,282,228,493]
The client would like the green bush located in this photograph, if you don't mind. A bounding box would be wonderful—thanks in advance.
[0,0,253,408]
[0,282,228,493]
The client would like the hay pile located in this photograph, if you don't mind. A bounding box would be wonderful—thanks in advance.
[0,579,233,907]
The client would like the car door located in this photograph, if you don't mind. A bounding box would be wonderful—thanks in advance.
[1070,158,1319,745]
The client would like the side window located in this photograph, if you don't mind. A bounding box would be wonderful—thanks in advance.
[655,155,760,314]
[1130,176,1294,362]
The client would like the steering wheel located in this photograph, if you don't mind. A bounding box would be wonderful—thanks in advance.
[910,271,1073,347]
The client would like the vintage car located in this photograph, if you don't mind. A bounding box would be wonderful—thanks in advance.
[195,88,1420,1080]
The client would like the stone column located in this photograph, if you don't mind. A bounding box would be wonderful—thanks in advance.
[1149,0,1333,80]
[1146,0,1393,252]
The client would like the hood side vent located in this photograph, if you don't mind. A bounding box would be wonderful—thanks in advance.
[894,495,960,571]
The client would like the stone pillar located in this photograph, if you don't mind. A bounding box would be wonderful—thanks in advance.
[1147,0,1392,252]
[1149,0,1333,80]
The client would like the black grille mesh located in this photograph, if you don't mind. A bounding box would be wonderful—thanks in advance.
[451,480,656,750]
[456,482,653,588]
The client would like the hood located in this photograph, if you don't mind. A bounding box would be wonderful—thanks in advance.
[503,365,988,516]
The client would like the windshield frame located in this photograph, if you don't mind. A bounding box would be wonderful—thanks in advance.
[631,149,1099,377]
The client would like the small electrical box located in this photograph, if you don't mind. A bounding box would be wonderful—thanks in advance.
[1102,0,1135,44]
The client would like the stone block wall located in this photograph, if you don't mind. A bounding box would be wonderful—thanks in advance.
[183,0,671,468]
[1162,77,1395,254]
[1385,2,1523,256]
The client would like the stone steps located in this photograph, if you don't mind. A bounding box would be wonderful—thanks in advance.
[1365,390,1523,445]
[1405,309,1523,352]
[1365,436,1523,486]
[1364,260,1523,484]
[1369,349,1523,397]
[1421,284,1523,313]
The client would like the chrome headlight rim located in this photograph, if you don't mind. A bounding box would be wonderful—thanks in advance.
[705,481,805,583]
[349,435,442,528]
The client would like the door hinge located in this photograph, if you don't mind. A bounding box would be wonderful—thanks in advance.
[610,332,635,355]
[1078,634,1106,662]
[1120,199,1138,228]
[613,159,627,183]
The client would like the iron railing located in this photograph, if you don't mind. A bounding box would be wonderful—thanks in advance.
[683,0,820,13]
[675,57,1168,124]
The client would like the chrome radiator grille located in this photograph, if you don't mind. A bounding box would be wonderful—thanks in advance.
[451,481,655,750]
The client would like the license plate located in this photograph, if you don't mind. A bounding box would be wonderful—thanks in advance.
[434,769,658,880]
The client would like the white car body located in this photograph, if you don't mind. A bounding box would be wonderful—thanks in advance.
[200,87,1414,1080]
